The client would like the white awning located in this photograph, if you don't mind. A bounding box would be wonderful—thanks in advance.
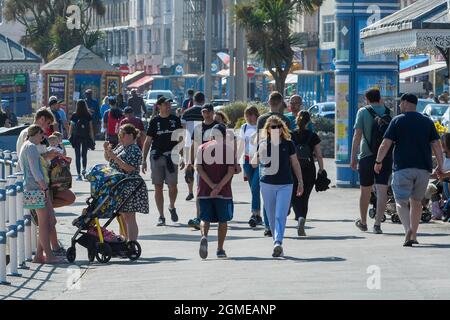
[400,62,447,79]
[269,74,298,84]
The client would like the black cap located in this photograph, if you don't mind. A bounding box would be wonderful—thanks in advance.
[124,106,133,114]
[400,93,418,105]
[157,96,173,105]
[211,123,227,138]
[201,103,214,112]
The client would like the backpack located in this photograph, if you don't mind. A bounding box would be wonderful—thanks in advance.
[73,117,90,139]
[107,110,123,136]
[295,131,314,166]
[49,157,72,191]
[364,106,392,156]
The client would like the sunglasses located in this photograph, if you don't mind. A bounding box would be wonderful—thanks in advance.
[270,125,283,129]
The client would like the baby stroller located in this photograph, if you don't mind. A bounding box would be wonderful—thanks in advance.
[66,165,144,264]
[369,186,432,224]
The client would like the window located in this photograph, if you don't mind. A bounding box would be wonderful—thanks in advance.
[165,28,171,56]
[138,0,144,21]
[147,29,152,53]
[166,0,172,12]
[154,0,161,17]
[0,1,3,24]
[138,29,143,54]
[130,30,135,54]
[154,28,161,54]
[322,15,335,43]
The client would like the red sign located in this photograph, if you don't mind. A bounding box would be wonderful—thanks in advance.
[247,66,256,78]
[119,66,130,77]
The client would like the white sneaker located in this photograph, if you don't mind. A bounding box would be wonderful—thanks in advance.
[272,243,283,257]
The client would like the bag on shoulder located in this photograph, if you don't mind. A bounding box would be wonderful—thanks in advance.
[23,190,46,209]
[295,131,314,166]
[49,158,72,191]
[365,106,392,156]
[73,118,90,139]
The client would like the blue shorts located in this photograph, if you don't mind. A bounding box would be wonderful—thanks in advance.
[199,198,234,223]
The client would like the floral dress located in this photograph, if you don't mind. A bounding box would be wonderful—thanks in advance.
[110,143,149,214]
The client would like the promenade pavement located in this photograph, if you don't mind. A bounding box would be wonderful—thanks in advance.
[1,142,450,300]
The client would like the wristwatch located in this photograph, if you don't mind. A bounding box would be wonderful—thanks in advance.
[375,160,382,165]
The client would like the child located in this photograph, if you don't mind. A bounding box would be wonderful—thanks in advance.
[51,132,67,155]
[47,134,65,155]
[48,134,72,191]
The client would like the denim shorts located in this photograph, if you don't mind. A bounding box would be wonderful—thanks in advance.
[392,168,430,201]
[358,155,392,187]
[199,198,234,223]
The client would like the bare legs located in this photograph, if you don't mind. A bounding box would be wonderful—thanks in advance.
[122,213,138,242]
[200,221,227,251]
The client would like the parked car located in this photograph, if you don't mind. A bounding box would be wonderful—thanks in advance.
[211,99,230,111]
[422,103,450,123]
[308,102,335,119]
[143,90,178,115]
[416,99,434,113]
[440,107,450,127]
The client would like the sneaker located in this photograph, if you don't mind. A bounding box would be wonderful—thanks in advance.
[76,175,83,181]
[188,217,200,230]
[256,215,263,225]
[248,216,257,228]
[199,236,208,259]
[264,229,272,237]
[297,217,306,237]
[216,249,227,258]
[169,208,179,222]
[355,219,368,232]
[186,193,194,201]
[157,216,166,226]
[272,243,283,257]
[373,225,383,234]
[82,169,87,179]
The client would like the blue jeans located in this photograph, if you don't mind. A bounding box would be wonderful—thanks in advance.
[243,163,261,214]
[260,182,293,245]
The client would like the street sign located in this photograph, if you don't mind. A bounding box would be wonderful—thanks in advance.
[119,66,129,77]
[175,64,184,75]
[247,66,256,78]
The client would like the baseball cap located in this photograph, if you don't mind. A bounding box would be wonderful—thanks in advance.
[48,96,63,106]
[157,96,173,105]
[400,93,418,105]
[201,103,214,112]
[124,106,133,114]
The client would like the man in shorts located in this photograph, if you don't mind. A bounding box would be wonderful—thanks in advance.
[142,96,184,226]
[375,93,443,246]
[351,88,393,234]
[196,124,235,259]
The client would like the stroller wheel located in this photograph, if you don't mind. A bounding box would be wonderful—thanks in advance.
[421,211,432,223]
[391,214,400,224]
[88,247,96,263]
[368,208,376,219]
[381,214,386,223]
[126,241,142,261]
[95,243,112,264]
[66,247,76,263]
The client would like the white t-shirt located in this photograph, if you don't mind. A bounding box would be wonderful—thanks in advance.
[443,153,450,172]
[239,123,257,161]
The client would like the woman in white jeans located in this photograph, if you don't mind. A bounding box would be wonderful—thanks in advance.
[253,116,304,257]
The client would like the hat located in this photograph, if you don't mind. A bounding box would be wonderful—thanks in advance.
[157,96,173,105]
[211,123,227,138]
[85,89,93,94]
[124,106,133,114]
[48,96,63,106]
[400,93,418,105]
[201,103,214,112]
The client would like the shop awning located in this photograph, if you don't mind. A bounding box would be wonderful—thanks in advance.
[361,0,450,56]
[127,75,153,88]
[400,55,429,70]
[269,74,298,84]
[124,70,145,84]
[400,62,446,79]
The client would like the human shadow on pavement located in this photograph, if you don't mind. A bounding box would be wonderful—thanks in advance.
[406,243,450,249]
[138,233,255,242]
[284,235,365,241]
[54,212,79,217]
[382,232,449,237]
[86,257,188,266]
[307,219,355,223]
[227,256,346,263]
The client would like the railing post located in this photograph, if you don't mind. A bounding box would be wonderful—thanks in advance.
[6,175,20,277]
[0,179,9,285]
[15,173,28,269]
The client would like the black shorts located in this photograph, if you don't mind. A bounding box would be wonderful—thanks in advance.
[358,155,392,187]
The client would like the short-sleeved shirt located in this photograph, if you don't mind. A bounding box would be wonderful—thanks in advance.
[384,111,440,172]
[196,140,235,199]
[239,123,258,159]
[291,129,321,162]
[110,143,142,176]
[127,96,146,116]
[146,114,182,153]
[182,97,193,110]
[354,104,389,159]
[257,112,291,132]
[259,138,296,185]
[284,112,297,130]
[70,113,93,124]
[181,105,203,147]
[192,121,219,144]
[120,116,145,131]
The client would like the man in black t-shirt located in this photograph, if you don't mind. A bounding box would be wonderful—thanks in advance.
[142,96,184,226]
[127,89,146,118]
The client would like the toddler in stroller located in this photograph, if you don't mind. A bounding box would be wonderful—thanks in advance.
[67,164,144,263]
[369,186,432,224]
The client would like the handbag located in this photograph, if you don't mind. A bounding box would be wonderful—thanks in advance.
[23,190,46,209]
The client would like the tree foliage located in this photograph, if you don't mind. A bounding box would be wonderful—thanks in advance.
[4,0,105,62]
[235,0,322,94]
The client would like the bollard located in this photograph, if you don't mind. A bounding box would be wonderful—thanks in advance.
[0,149,4,180]
[15,173,28,270]
[3,151,11,179]
[0,179,9,285]
[11,152,18,176]
[6,175,20,277]
[31,219,37,256]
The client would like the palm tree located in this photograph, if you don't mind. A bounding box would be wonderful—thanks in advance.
[235,0,322,94]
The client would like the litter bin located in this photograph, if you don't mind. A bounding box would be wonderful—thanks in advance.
[0,125,29,152]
